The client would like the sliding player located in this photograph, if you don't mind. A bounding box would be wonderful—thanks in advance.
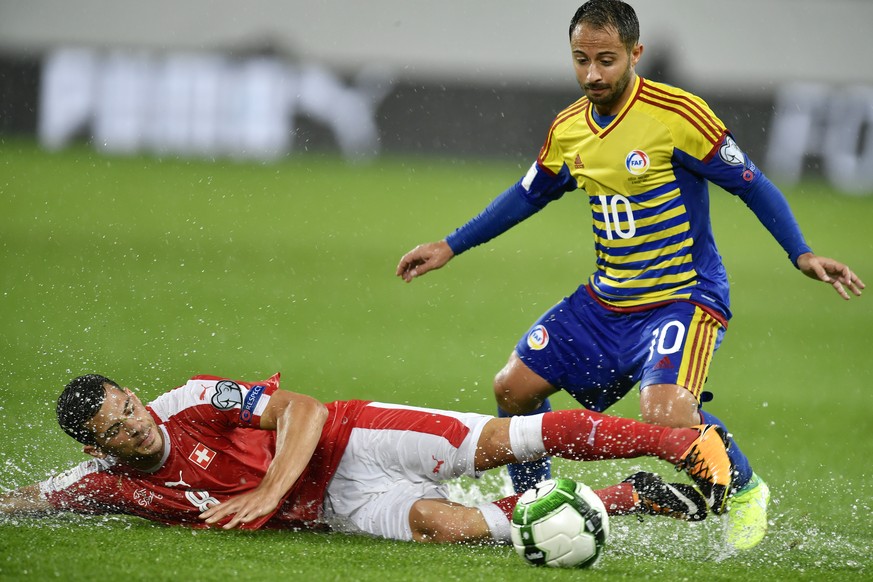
[0,372,732,543]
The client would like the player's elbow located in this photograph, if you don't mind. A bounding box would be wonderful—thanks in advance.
[297,396,328,430]
[313,400,329,426]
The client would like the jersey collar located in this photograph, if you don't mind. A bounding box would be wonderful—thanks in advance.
[139,424,171,474]
[585,75,644,139]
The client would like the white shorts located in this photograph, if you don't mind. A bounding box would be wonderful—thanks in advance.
[322,402,492,541]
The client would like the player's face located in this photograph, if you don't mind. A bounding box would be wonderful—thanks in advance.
[85,385,164,465]
[570,23,642,115]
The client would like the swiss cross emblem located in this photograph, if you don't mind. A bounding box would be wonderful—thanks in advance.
[188,442,217,469]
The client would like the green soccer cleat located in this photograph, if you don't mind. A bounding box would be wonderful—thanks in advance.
[726,472,770,550]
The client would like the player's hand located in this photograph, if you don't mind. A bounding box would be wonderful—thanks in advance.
[396,240,455,282]
[796,252,865,300]
[198,488,281,530]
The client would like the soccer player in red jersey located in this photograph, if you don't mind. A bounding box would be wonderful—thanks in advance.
[0,373,732,543]
[396,0,864,550]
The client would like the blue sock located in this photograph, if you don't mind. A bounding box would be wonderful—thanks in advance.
[499,399,553,493]
[699,408,753,488]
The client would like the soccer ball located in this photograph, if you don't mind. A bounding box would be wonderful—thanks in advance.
[510,478,609,568]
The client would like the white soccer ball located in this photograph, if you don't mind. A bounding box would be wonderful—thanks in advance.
[510,478,609,568]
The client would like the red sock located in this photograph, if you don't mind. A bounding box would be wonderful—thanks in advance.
[493,485,637,518]
[541,409,697,463]
[594,483,638,515]
[492,494,522,521]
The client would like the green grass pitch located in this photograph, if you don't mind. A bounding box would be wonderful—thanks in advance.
[1,140,871,580]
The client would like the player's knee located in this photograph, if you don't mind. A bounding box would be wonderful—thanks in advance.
[493,373,527,415]
[493,354,555,415]
[640,385,699,427]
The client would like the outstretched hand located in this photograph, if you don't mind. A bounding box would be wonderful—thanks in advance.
[796,253,865,300]
[396,240,455,282]
[199,488,281,530]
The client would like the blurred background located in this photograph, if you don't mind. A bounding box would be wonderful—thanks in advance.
[2,0,873,193]
[1,3,871,577]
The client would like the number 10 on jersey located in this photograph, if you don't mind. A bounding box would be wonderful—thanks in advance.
[597,194,636,240]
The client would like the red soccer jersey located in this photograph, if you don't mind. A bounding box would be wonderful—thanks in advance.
[40,373,370,530]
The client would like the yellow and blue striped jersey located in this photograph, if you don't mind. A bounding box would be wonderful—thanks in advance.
[536,76,758,319]
[446,76,811,322]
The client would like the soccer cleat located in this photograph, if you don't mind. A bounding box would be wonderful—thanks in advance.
[676,424,734,514]
[624,471,708,522]
[726,472,770,550]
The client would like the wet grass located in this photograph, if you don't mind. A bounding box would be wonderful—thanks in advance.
[1,140,871,580]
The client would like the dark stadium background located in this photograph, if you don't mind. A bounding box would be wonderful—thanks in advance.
[1,2,871,580]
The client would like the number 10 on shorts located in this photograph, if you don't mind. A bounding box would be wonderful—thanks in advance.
[647,320,686,362]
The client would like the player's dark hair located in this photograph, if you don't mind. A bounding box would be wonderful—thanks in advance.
[569,0,640,52]
[56,374,120,445]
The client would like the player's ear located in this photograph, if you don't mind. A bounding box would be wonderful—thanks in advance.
[631,43,643,67]
[83,445,107,459]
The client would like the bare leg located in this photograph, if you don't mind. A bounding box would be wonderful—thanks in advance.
[493,352,559,491]
[493,352,558,414]
[474,418,516,471]
[408,499,493,543]
[640,383,700,427]
[641,383,754,498]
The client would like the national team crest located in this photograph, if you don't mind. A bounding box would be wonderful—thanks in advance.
[189,442,217,469]
[625,150,650,175]
[527,325,550,350]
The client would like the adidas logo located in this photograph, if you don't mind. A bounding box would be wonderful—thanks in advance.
[574,154,584,169]
[654,356,674,370]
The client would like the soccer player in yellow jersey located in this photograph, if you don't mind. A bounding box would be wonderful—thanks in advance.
[396,0,864,551]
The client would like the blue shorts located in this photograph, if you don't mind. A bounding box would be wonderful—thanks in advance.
[515,286,726,412]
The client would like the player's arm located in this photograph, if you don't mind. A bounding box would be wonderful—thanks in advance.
[679,137,864,299]
[729,171,864,299]
[396,163,576,282]
[199,389,328,529]
[0,484,56,516]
